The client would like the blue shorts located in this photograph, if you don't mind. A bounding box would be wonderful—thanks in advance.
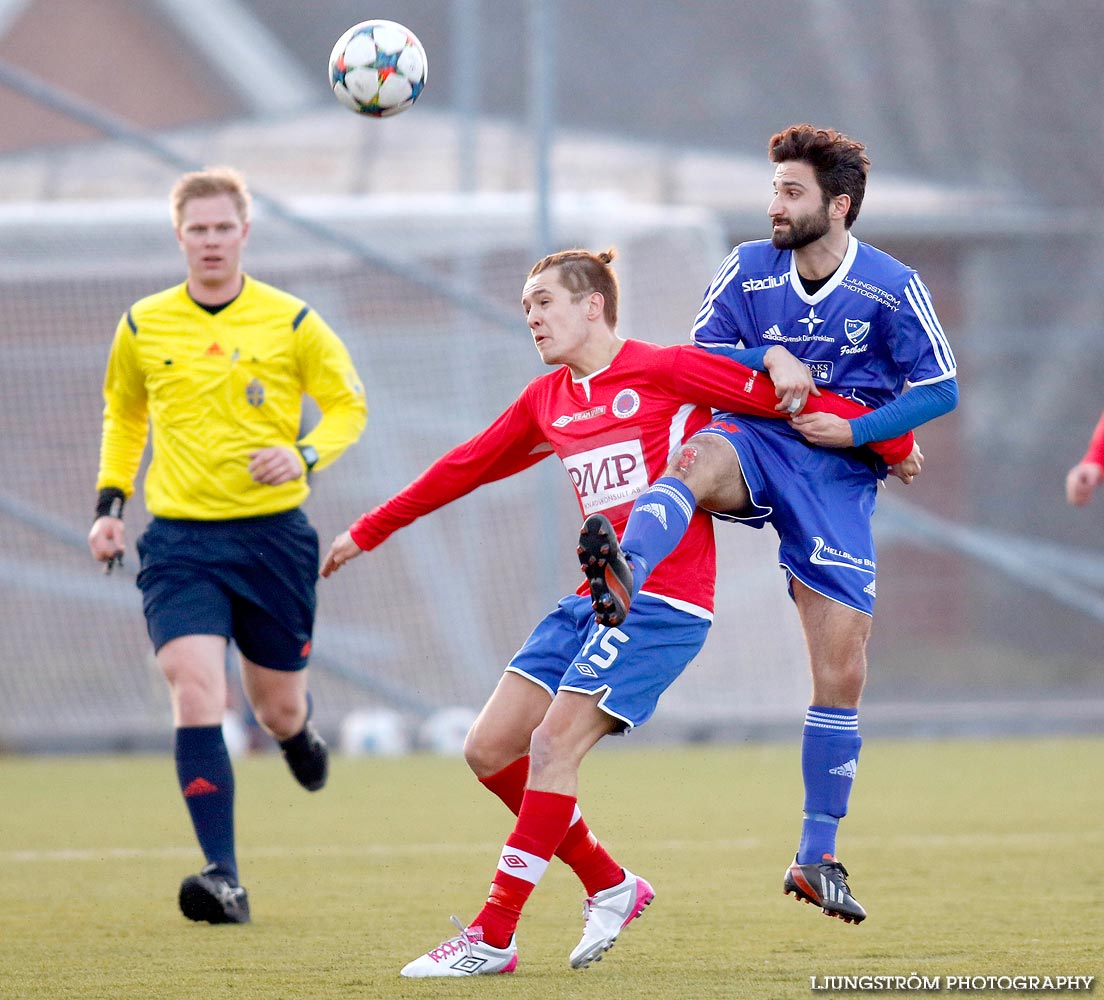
[697,414,880,615]
[135,509,319,670]
[506,593,710,731]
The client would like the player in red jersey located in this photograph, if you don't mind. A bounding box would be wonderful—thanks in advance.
[321,248,915,977]
[1066,409,1104,506]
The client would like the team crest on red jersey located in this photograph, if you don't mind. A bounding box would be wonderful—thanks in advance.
[611,388,640,419]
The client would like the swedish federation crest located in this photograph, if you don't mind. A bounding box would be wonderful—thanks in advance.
[245,378,265,406]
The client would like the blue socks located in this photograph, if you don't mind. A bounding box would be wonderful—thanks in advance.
[175,725,237,882]
[797,706,861,864]
[620,477,697,592]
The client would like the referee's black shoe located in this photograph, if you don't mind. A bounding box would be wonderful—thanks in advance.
[578,514,635,627]
[179,864,251,924]
[783,855,867,924]
[280,721,329,792]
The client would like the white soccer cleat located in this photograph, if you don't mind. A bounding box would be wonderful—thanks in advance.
[569,868,655,969]
[400,917,518,978]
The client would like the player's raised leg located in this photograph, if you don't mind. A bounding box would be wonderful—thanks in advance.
[577,514,639,627]
[588,434,750,626]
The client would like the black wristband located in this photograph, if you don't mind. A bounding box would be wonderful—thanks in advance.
[95,487,126,520]
[297,444,319,471]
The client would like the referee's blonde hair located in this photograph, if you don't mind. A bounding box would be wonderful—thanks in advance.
[170,166,252,229]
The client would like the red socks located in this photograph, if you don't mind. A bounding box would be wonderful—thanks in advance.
[479,758,624,898]
[471,789,574,948]
[478,756,527,813]
[556,819,623,896]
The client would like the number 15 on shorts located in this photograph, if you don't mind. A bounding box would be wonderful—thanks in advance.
[573,626,629,676]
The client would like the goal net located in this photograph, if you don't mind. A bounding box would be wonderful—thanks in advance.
[0,188,809,752]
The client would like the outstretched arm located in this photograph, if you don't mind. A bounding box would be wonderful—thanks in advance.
[320,394,549,577]
[790,378,957,478]
[792,379,957,444]
[1067,462,1104,507]
[320,529,366,577]
[663,344,916,464]
[1066,410,1104,507]
[846,379,958,447]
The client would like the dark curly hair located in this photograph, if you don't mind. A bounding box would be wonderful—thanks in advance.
[769,125,870,228]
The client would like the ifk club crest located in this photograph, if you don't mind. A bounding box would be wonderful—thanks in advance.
[844,319,870,345]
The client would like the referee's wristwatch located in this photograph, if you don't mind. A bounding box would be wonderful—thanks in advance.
[296,444,319,472]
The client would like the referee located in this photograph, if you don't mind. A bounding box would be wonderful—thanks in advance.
[88,167,367,924]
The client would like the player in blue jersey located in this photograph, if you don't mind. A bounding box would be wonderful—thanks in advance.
[580,124,958,924]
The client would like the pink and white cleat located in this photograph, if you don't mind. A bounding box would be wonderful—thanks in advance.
[569,868,655,969]
[400,917,518,978]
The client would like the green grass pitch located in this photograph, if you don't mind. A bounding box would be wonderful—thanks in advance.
[2,738,1101,999]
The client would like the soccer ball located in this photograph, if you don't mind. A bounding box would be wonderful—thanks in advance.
[328,19,428,118]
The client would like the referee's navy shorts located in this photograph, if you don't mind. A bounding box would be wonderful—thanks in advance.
[136,508,319,671]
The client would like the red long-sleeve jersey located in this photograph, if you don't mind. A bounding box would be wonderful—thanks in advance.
[350,339,913,615]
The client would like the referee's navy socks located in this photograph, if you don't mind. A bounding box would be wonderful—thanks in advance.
[620,477,697,592]
[797,706,861,864]
[175,724,238,882]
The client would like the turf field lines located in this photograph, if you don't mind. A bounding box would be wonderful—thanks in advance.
[6,829,1100,865]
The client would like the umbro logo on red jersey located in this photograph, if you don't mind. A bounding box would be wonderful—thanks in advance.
[552,405,606,428]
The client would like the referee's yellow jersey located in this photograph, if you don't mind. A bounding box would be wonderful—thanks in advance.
[96,276,367,521]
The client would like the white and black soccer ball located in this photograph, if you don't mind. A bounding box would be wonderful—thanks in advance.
[329,19,428,118]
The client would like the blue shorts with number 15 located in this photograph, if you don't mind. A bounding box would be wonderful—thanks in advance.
[505,593,710,731]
